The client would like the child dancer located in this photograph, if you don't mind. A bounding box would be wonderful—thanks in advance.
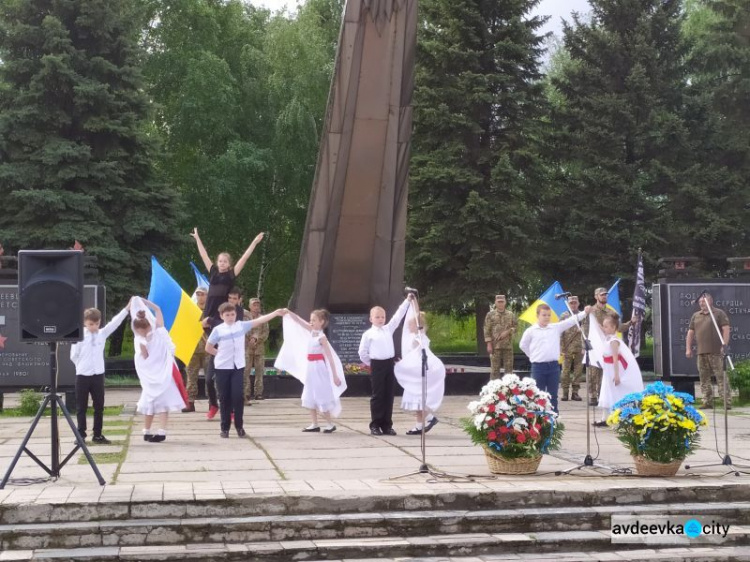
[593,315,644,426]
[70,298,131,443]
[191,227,264,419]
[130,297,186,442]
[358,294,413,435]
[276,309,346,433]
[205,302,285,438]
[395,301,446,435]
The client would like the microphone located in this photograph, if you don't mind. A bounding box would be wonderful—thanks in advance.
[554,292,572,300]
[692,289,708,305]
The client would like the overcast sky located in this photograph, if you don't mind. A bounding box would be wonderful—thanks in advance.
[250,0,592,38]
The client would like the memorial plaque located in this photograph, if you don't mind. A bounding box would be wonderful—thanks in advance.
[328,314,370,364]
[0,285,102,388]
[666,283,750,376]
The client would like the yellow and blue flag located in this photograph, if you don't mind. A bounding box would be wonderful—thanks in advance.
[147,257,203,365]
[607,278,622,317]
[519,281,569,324]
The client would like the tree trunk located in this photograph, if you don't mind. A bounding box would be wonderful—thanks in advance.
[476,299,489,356]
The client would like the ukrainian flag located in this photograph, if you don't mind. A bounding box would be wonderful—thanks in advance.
[147,257,204,365]
[607,278,622,317]
[519,281,569,324]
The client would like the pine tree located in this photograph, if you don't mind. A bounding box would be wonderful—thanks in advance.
[678,0,750,266]
[542,0,690,286]
[0,0,183,304]
[407,0,549,312]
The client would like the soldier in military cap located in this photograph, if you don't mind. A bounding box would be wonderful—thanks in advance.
[560,296,584,402]
[582,287,631,407]
[244,297,270,403]
[484,294,518,379]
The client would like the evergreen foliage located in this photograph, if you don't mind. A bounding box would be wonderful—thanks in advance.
[541,0,690,287]
[0,0,183,304]
[407,0,550,312]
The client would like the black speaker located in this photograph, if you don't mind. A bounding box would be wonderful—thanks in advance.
[18,250,84,342]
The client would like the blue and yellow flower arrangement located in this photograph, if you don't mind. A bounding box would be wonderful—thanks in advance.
[607,381,708,464]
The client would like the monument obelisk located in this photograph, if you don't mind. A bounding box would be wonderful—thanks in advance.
[292,0,417,317]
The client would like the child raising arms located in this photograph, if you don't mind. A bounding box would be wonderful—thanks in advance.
[276,309,347,433]
[130,298,186,442]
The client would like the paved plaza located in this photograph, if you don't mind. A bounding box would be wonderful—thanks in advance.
[1,388,749,497]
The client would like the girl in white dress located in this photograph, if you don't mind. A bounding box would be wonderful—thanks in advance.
[275,309,346,433]
[597,315,644,423]
[395,301,446,435]
[131,297,186,442]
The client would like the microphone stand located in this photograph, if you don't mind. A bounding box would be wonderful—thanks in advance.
[555,299,608,475]
[684,297,749,476]
[389,293,493,483]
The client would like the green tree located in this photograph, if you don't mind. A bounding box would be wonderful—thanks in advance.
[407,0,549,313]
[541,0,690,287]
[0,0,183,305]
[678,0,750,266]
[139,0,341,306]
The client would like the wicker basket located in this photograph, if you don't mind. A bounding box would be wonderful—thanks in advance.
[482,446,542,475]
[632,455,682,477]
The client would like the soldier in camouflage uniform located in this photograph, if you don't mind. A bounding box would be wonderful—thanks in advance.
[560,296,584,402]
[484,295,518,379]
[686,293,731,409]
[183,287,209,412]
[582,287,631,407]
[244,298,270,403]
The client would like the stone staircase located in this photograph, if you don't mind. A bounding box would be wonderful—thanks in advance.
[1,482,749,560]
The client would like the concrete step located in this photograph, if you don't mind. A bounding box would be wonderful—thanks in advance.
[3,482,750,525]
[1,529,748,561]
[2,502,749,550]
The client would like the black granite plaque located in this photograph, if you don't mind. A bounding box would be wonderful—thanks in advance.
[328,314,370,364]
[0,285,102,388]
[667,283,750,376]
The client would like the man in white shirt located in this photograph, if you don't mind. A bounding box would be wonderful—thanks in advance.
[206,303,284,438]
[70,302,131,443]
[519,303,590,413]
[358,294,413,435]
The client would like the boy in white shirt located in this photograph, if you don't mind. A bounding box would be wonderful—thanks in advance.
[70,301,131,443]
[519,303,590,413]
[206,302,284,438]
[358,294,413,435]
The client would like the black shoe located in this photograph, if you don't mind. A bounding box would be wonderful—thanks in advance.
[143,434,154,442]
[150,434,166,442]
[302,426,321,432]
[571,393,583,401]
[220,431,229,438]
[383,428,397,436]
[237,428,247,438]
[370,427,383,436]
[561,395,569,402]
[406,427,422,435]
[323,425,336,433]
[424,417,439,433]
[92,435,111,445]
[592,421,607,428]
[182,402,195,413]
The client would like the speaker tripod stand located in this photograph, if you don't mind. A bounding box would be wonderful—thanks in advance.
[0,342,105,489]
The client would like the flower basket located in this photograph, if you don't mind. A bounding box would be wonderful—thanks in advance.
[483,446,542,475]
[607,381,707,467]
[462,374,563,475]
[632,455,682,477]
